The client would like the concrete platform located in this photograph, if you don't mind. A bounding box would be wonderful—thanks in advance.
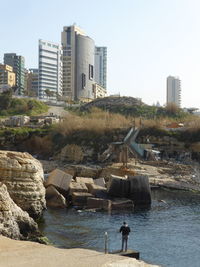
[0,236,159,267]
[111,249,140,259]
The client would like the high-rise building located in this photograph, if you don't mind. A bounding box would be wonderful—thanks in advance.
[166,76,181,107]
[38,39,62,99]
[61,25,95,102]
[4,53,25,95]
[0,64,16,91]
[95,46,107,89]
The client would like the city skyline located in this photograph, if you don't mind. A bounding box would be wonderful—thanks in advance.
[1,0,200,107]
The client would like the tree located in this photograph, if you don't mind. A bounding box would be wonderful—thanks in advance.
[0,89,13,110]
[45,89,55,99]
[165,103,180,115]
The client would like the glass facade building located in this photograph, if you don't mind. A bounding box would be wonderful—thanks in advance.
[95,47,107,90]
[38,39,62,99]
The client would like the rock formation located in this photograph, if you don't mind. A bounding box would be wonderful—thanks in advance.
[0,150,46,218]
[0,183,38,239]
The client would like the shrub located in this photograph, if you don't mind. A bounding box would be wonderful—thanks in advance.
[60,144,84,163]
[25,135,53,156]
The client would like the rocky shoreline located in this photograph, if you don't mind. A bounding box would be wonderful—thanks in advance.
[1,150,199,267]
[41,158,200,193]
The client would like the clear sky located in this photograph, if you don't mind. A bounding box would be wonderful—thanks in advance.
[1,0,200,108]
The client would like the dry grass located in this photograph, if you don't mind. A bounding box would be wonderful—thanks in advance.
[182,115,200,131]
[55,108,133,135]
[54,107,200,136]
[25,135,53,155]
[142,117,176,128]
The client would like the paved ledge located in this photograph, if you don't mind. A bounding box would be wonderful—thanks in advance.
[0,235,159,267]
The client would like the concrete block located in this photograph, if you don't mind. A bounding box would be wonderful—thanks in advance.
[75,177,94,185]
[71,192,93,206]
[45,169,72,193]
[110,174,127,180]
[87,197,111,210]
[107,176,130,198]
[111,198,134,210]
[46,185,66,209]
[94,178,106,188]
[69,182,88,195]
[86,183,107,196]
[128,175,151,205]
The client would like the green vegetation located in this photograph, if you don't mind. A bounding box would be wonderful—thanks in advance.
[0,91,48,116]
[84,104,188,120]
[80,97,188,120]
[0,127,50,137]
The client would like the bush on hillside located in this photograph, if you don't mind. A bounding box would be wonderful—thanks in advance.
[80,97,188,120]
[0,94,48,116]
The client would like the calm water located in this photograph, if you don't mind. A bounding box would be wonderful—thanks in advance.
[39,189,200,267]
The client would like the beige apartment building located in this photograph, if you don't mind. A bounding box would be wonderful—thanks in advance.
[0,64,16,90]
[92,83,107,99]
[25,68,39,97]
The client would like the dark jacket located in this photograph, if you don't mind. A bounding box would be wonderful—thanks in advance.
[120,225,131,236]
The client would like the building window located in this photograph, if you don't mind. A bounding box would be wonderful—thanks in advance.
[82,73,86,89]
[89,64,94,80]
[67,29,71,45]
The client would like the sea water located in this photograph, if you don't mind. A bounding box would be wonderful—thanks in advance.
[39,189,200,267]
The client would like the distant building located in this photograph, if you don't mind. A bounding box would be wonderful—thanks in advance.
[95,46,107,90]
[0,64,16,91]
[166,76,181,107]
[38,39,62,99]
[61,25,95,102]
[4,53,25,95]
[26,68,39,97]
[92,83,107,99]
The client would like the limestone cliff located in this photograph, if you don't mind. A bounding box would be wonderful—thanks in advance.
[0,183,38,239]
[0,151,46,218]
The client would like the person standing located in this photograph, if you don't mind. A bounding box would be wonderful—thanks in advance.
[119,222,131,252]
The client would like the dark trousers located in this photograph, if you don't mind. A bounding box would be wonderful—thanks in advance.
[121,234,128,251]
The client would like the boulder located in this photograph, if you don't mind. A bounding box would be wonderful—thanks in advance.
[128,175,151,205]
[69,182,88,195]
[71,192,93,206]
[45,169,72,195]
[0,150,46,218]
[46,186,66,209]
[0,183,38,239]
[87,197,111,210]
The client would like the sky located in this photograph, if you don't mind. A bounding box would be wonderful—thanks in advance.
[1,0,200,108]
